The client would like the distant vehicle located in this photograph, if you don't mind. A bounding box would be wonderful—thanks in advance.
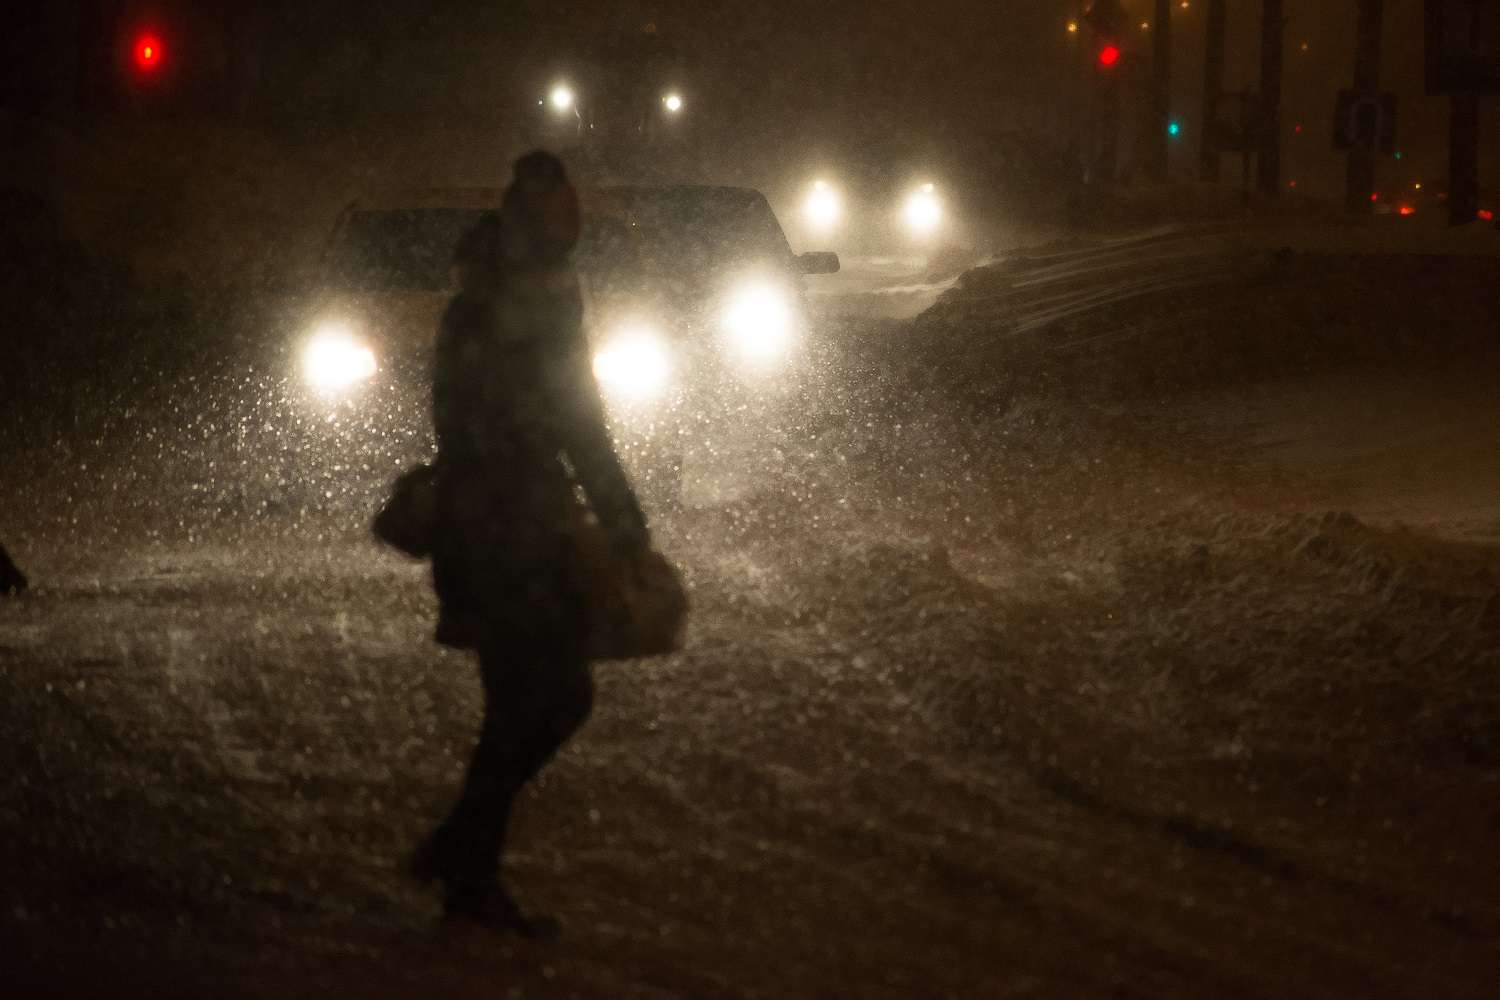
[523,11,691,150]
[294,185,840,501]
[526,77,688,149]
[790,170,958,252]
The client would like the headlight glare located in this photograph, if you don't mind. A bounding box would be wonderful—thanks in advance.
[721,281,795,369]
[593,325,672,403]
[303,323,377,393]
[902,183,943,238]
[803,179,842,233]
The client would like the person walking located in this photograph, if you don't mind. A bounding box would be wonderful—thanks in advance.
[409,151,650,935]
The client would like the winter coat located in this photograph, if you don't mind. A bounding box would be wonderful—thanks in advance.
[430,211,647,641]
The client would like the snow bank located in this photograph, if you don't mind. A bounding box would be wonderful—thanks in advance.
[913,250,1500,404]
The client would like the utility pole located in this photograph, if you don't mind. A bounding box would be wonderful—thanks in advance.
[1257,0,1285,195]
[1199,0,1227,182]
[1149,0,1172,181]
[1345,0,1385,214]
[1448,92,1481,225]
[1076,0,1091,185]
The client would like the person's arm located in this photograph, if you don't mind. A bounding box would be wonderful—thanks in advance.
[431,300,461,462]
[551,304,650,553]
[432,295,486,464]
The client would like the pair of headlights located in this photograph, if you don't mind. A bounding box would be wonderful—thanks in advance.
[592,281,798,404]
[544,84,684,115]
[802,180,944,239]
[302,281,797,402]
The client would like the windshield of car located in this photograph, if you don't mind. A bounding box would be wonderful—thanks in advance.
[576,214,642,272]
[324,208,479,291]
[618,188,792,273]
[326,207,641,291]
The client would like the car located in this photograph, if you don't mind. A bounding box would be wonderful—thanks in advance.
[291,184,840,506]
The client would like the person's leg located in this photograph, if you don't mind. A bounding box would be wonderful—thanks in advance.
[429,530,488,650]
[417,636,593,926]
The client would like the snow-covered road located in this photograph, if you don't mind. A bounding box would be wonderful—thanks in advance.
[3,227,1499,998]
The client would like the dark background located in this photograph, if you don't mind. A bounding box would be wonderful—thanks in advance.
[1,1,1497,279]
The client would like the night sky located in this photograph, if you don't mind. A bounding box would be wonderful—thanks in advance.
[4,1,1496,196]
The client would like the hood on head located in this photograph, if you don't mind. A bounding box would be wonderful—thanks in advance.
[500,150,581,266]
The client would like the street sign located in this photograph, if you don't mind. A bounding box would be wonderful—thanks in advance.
[1333,90,1398,153]
[1426,0,1500,94]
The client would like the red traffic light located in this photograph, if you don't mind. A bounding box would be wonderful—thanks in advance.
[133,33,163,73]
[1098,44,1121,68]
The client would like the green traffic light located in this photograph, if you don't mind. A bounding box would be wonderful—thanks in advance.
[1167,121,1182,137]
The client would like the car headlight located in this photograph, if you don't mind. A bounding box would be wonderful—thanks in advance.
[592,324,672,403]
[721,280,796,370]
[902,183,942,238]
[302,322,377,393]
[802,179,843,234]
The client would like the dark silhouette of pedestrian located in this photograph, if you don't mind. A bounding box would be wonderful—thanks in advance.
[0,543,26,595]
[409,151,649,935]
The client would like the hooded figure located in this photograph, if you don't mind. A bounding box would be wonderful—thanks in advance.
[413,152,648,934]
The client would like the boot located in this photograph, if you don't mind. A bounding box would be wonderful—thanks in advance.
[407,829,459,884]
[444,884,560,939]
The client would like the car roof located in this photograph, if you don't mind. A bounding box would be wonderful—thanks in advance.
[346,188,505,212]
[346,185,765,214]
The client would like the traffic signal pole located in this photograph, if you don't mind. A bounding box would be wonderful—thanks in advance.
[1257,0,1285,196]
[1149,0,1172,181]
[1345,0,1386,214]
[1098,56,1121,186]
[1199,0,1227,182]
[1084,0,1128,186]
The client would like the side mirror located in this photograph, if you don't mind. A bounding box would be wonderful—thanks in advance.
[795,251,840,275]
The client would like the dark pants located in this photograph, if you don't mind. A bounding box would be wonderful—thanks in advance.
[430,632,593,893]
